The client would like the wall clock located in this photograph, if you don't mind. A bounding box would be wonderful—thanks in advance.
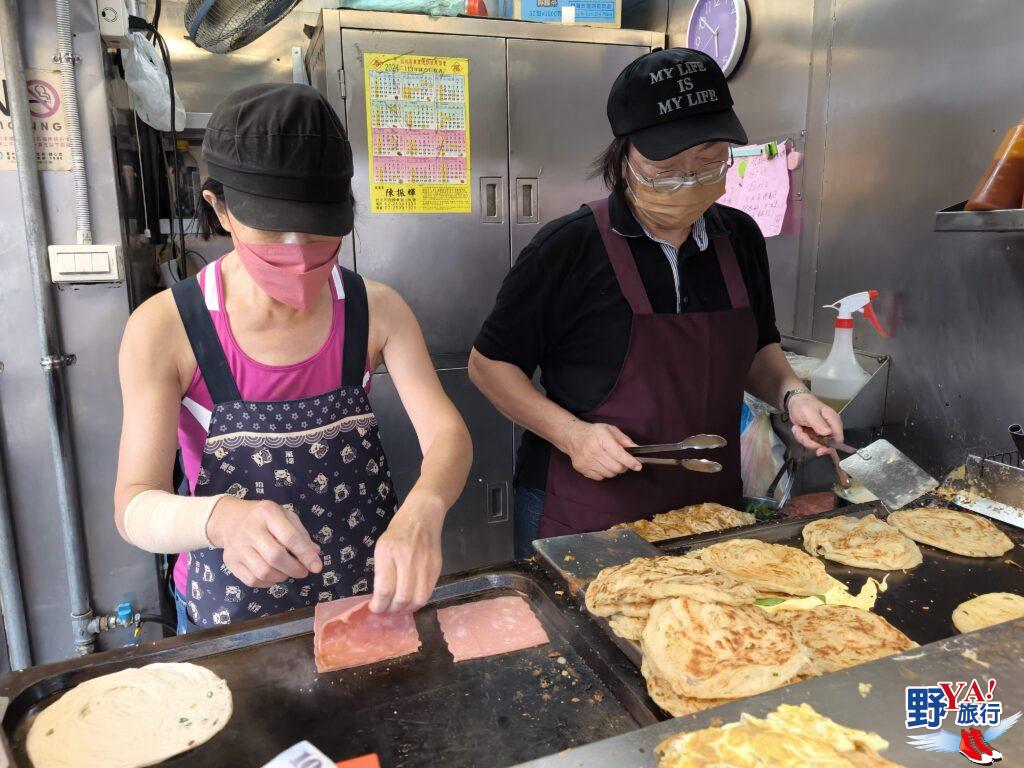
[686,0,750,79]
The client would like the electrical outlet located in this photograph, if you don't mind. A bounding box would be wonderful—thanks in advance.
[97,0,130,46]
[47,244,122,283]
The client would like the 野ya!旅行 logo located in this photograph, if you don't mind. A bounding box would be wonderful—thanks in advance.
[906,678,1019,764]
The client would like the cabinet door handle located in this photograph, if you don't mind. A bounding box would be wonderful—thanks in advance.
[516,178,538,224]
[486,481,509,523]
[480,177,503,223]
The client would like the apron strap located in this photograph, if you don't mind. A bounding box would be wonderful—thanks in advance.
[171,275,241,404]
[340,267,369,387]
[587,197,654,315]
[707,206,751,310]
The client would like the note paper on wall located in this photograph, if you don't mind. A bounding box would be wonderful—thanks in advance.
[718,145,790,237]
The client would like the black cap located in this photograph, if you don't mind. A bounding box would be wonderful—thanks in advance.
[607,48,747,161]
[202,83,354,237]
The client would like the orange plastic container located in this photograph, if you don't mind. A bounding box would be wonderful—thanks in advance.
[965,117,1024,211]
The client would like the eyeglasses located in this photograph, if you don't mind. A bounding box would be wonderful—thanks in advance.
[626,154,734,192]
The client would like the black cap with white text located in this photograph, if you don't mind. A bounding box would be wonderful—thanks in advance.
[607,48,747,161]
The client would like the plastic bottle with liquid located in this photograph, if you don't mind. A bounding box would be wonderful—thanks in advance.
[810,291,888,411]
[965,117,1024,211]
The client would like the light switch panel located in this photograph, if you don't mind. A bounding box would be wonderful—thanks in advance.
[47,244,122,283]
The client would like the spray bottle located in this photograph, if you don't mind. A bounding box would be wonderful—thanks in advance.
[810,291,888,411]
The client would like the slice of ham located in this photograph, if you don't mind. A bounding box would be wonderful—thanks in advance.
[782,491,837,518]
[313,595,421,673]
[437,595,550,663]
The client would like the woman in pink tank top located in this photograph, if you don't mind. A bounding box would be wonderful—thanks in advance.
[114,84,471,633]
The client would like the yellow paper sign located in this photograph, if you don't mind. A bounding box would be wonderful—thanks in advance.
[0,69,72,171]
[364,53,471,214]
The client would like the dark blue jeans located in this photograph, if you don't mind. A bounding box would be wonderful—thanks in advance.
[514,487,546,559]
[174,589,191,635]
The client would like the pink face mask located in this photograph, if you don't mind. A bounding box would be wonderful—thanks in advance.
[234,238,341,310]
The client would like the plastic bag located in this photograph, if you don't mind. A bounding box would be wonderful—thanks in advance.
[123,31,186,132]
[739,401,785,498]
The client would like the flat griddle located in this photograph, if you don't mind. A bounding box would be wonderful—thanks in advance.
[0,562,659,768]
[535,501,1024,670]
[659,500,1024,646]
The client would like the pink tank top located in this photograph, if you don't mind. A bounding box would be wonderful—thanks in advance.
[173,258,369,593]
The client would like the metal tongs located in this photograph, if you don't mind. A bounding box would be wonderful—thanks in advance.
[626,433,726,473]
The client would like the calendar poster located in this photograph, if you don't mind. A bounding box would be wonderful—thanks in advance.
[364,53,471,214]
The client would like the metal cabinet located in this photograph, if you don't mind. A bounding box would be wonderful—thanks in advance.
[309,11,662,570]
[341,29,512,359]
[507,39,647,258]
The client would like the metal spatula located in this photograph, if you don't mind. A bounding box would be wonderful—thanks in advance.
[834,439,938,509]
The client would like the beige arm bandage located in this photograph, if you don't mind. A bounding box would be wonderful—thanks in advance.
[122,490,226,553]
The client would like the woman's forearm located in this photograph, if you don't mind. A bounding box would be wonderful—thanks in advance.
[469,349,579,455]
[406,421,473,513]
[745,342,804,410]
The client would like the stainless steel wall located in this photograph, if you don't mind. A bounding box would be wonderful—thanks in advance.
[668,0,815,335]
[664,0,1024,475]
[806,0,1024,472]
[0,1,159,663]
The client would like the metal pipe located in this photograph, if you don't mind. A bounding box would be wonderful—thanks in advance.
[54,0,92,244]
[0,370,32,670]
[0,0,96,655]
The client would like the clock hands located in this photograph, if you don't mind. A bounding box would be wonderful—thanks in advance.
[698,16,721,58]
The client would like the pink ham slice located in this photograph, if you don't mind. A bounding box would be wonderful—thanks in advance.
[313,595,421,673]
[437,595,550,663]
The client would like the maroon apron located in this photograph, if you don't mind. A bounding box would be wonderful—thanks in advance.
[538,198,758,538]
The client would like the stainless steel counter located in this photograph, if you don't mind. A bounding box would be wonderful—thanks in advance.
[513,618,1024,767]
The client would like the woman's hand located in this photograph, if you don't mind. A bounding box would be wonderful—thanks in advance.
[207,496,322,588]
[787,393,845,456]
[369,491,445,614]
[563,420,643,481]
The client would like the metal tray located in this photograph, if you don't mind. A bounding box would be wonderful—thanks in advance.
[534,502,1024,680]
[658,501,1024,647]
[0,563,660,768]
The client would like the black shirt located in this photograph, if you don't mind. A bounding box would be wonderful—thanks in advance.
[474,189,782,490]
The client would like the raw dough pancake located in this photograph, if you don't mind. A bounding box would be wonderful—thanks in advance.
[771,605,916,675]
[887,508,1014,557]
[612,503,756,542]
[641,658,735,717]
[437,595,549,662]
[585,555,757,619]
[953,592,1024,633]
[27,662,231,768]
[694,539,835,596]
[802,514,923,570]
[641,596,808,700]
[656,703,902,768]
[314,596,421,673]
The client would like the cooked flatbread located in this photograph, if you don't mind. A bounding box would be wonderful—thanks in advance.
[802,514,923,570]
[584,555,758,619]
[612,503,756,542]
[694,539,836,596]
[607,613,647,641]
[656,703,902,768]
[952,592,1024,633]
[641,596,809,700]
[887,508,1014,557]
[27,662,232,768]
[771,605,916,676]
[641,657,735,717]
